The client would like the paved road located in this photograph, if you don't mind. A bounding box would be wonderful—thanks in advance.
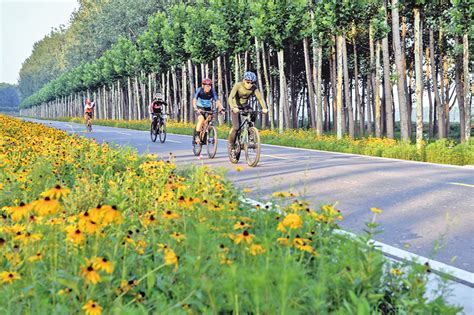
[27,119,474,273]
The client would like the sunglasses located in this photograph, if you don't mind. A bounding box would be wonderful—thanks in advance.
[203,84,211,87]
[244,80,253,85]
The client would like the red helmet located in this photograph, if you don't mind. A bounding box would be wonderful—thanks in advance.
[202,78,212,86]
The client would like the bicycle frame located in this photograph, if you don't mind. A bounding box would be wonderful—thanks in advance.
[235,110,256,145]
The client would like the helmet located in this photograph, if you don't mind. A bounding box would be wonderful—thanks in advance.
[154,92,164,101]
[243,71,257,83]
[202,78,212,86]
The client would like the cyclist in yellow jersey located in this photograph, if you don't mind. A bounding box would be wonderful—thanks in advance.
[227,71,268,152]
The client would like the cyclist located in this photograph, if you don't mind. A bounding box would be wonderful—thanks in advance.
[192,78,223,144]
[149,92,167,120]
[227,71,268,154]
[84,99,95,130]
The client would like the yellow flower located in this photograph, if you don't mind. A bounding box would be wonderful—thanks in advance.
[80,263,101,284]
[277,236,290,245]
[101,205,123,224]
[7,202,32,221]
[170,232,186,243]
[282,213,303,229]
[370,207,382,214]
[390,268,402,276]
[233,221,251,230]
[65,226,86,245]
[32,197,61,216]
[161,210,180,220]
[82,300,102,315]
[243,188,252,193]
[92,257,114,274]
[272,191,298,198]
[13,232,42,245]
[164,248,178,268]
[234,230,254,244]
[40,184,70,199]
[28,252,43,262]
[0,271,21,284]
[235,166,243,172]
[247,244,266,256]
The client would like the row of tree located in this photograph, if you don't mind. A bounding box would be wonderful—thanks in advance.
[19,0,472,143]
[0,83,19,114]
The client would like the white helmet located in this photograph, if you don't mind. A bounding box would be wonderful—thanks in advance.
[154,92,164,101]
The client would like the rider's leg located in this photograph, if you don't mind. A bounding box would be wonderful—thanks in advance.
[227,111,240,148]
[194,114,205,144]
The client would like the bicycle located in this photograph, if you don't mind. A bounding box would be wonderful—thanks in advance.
[85,113,93,132]
[228,107,261,167]
[150,112,167,143]
[192,109,219,159]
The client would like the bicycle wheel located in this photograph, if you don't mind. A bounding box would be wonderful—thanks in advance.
[150,119,158,142]
[192,130,202,156]
[245,127,261,167]
[86,119,92,132]
[159,119,167,143]
[207,126,218,159]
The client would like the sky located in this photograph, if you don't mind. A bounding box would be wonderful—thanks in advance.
[0,0,78,84]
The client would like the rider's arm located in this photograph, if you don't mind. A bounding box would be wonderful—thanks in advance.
[211,88,223,111]
[149,102,154,113]
[193,88,201,110]
[254,89,267,111]
[228,83,240,110]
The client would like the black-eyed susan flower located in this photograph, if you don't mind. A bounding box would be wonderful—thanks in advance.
[32,197,61,216]
[170,232,186,243]
[101,205,123,224]
[28,251,43,262]
[7,202,32,221]
[0,271,21,284]
[92,257,114,274]
[161,210,180,220]
[13,232,42,245]
[41,184,70,199]
[65,226,86,245]
[82,300,102,315]
[234,230,254,245]
[233,221,251,230]
[247,244,266,256]
[282,213,303,229]
[164,248,178,268]
[371,207,382,214]
[79,263,101,284]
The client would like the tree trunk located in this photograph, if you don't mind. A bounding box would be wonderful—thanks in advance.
[375,40,382,138]
[414,7,424,148]
[172,67,178,121]
[262,43,274,130]
[303,37,316,128]
[330,43,337,133]
[277,49,286,132]
[425,47,434,139]
[188,59,195,123]
[255,37,266,128]
[336,35,344,139]
[369,23,375,135]
[342,36,354,138]
[217,55,224,125]
[392,0,410,141]
[430,29,443,138]
[463,33,470,143]
[382,2,394,138]
[316,45,323,136]
[353,35,362,137]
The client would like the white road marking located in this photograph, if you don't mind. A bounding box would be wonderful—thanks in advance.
[261,154,291,160]
[448,182,474,188]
